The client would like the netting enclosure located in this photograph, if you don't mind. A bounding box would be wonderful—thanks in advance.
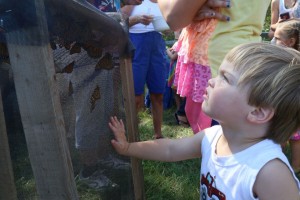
[0,0,145,199]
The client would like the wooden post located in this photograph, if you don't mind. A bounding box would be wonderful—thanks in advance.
[5,0,78,199]
[0,90,18,200]
[120,57,145,200]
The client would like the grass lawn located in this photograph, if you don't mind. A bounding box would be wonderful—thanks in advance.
[138,108,199,200]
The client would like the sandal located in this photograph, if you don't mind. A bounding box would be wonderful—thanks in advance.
[174,113,190,127]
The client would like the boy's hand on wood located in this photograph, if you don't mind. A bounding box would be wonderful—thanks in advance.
[109,116,130,155]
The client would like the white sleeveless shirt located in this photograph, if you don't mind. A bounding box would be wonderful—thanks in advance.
[200,125,300,200]
[279,0,293,16]
[129,0,163,33]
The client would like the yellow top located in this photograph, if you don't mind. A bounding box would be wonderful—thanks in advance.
[208,0,271,77]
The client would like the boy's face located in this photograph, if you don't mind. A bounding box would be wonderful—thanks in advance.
[202,60,252,124]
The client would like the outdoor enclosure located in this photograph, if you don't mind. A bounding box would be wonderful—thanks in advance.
[0,0,145,199]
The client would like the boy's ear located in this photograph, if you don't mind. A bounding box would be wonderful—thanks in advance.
[288,37,297,48]
[247,107,274,124]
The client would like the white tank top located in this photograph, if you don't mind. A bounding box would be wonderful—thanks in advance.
[129,0,163,33]
[200,125,300,200]
[279,0,293,16]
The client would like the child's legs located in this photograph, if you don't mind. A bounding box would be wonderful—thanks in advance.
[177,97,186,116]
[185,96,211,134]
[173,89,181,111]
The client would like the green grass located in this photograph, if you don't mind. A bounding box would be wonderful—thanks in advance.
[138,108,199,200]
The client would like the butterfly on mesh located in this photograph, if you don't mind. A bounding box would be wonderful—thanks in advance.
[90,85,101,112]
[95,53,114,70]
[62,61,74,73]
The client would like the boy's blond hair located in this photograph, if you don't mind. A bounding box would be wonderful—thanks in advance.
[225,42,300,144]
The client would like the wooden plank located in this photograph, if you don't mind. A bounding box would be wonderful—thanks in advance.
[0,89,18,200]
[120,57,145,200]
[5,0,78,199]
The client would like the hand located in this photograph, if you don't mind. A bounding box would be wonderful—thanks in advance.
[194,0,230,22]
[168,47,176,54]
[109,116,130,155]
[139,14,154,25]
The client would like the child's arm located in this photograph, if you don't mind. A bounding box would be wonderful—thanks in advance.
[166,48,178,61]
[108,116,204,161]
[253,159,300,200]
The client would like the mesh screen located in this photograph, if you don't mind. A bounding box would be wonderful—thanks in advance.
[1,2,135,199]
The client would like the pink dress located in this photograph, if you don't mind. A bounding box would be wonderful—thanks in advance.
[174,18,218,133]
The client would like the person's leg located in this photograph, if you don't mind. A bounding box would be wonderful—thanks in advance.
[147,32,166,139]
[150,93,164,139]
[173,90,181,111]
[135,94,145,112]
[174,97,189,126]
[177,97,186,116]
[130,33,150,113]
[290,134,300,173]
[185,96,211,134]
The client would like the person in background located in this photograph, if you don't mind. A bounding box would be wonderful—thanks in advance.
[109,43,300,200]
[156,0,271,134]
[273,18,300,175]
[268,0,296,39]
[293,0,300,17]
[121,0,167,139]
[166,30,189,127]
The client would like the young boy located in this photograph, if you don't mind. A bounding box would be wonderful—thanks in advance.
[109,42,300,199]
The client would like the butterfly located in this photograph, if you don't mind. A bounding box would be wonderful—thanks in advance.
[90,85,101,112]
[62,61,74,74]
[70,42,81,54]
[95,53,114,70]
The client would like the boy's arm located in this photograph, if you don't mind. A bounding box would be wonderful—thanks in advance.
[109,116,204,161]
[253,159,300,200]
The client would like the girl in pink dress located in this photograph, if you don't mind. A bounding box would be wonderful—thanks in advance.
[173,16,218,133]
